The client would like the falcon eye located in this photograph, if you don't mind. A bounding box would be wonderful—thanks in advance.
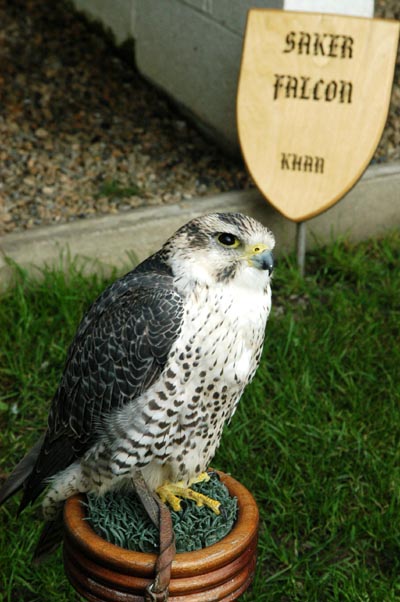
[216,233,240,248]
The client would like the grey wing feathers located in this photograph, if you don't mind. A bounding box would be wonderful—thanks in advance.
[16,258,184,509]
[0,435,45,506]
[56,286,183,441]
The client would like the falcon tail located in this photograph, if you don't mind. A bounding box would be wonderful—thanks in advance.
[33,517,64,563]
[0,435,45,508]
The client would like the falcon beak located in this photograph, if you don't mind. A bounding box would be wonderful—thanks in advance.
[245,244,274,274]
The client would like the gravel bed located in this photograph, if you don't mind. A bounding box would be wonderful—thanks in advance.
[0,0,398,235]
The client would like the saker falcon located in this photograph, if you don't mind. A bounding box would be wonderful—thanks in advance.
[0,212,274,557]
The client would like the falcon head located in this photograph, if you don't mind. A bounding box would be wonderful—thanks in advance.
[163,213,275,292]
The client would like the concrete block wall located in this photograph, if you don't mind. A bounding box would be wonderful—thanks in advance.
[71,0,281,153]
[72,0,137,44]
[135,0,282,152]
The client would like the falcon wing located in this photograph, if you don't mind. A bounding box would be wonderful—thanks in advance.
[20,259,184,508]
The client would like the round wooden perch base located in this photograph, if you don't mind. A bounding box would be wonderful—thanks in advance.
[63,471,259,601]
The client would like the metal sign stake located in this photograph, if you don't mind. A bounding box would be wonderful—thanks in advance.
[296,221,307,276]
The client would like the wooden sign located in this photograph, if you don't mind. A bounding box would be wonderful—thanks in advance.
[237,11,399,222]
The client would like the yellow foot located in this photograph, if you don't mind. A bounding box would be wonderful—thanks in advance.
[189,472,211,486]
[157,473,221,515]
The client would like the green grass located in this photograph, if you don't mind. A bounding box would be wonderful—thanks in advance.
[0,232,399,601]
[96,178,141,199]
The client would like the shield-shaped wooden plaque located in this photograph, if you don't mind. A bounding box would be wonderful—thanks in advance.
[237,10,399,222]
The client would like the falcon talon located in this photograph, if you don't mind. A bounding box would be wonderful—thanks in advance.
[210,470,221,482]
[183,485,221,514]
[189,472,211,486]
[156,482,221,515]
[0,213,274,557]
[219,505,228,521]
[156,485,183,513]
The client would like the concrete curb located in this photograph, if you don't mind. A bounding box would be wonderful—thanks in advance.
[1,161,399,289]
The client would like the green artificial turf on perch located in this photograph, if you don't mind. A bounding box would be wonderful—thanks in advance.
[85,471,238,553]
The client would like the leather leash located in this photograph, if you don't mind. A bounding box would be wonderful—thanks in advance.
[133,474,176,601]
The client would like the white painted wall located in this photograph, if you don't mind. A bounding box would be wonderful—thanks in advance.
[283,0,374,17]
